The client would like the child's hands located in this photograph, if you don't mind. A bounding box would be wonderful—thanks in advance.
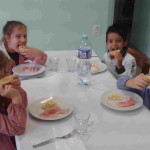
[0,84,14,98]
[0,84,22,104]
[10,75,21,89]
[0,75,21,89]
[126,73,150,90]
[113,51,123,69]
[21,46,42,59]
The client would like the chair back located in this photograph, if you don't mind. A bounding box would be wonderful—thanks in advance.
[127,47,150,74]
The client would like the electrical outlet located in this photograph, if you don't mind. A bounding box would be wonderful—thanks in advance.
[93,25,101,36]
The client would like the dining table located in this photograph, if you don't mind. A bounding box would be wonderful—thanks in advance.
[15,50,150,150]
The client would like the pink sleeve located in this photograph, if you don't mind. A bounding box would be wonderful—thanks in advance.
[18,87,28,108]
[28,51,47,65]
[0,103,27,136]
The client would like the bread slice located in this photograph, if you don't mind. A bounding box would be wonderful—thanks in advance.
[41,100,57,109]
[145,75,150,80]
[108,93,122,100]
[19,46,26,52]
[0,75,14,84]
[91,65,100,72]
[110,50,120,56]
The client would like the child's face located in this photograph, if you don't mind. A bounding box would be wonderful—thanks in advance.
[106,32,126,52]
[5,26,27,53]
[0,68,5,79]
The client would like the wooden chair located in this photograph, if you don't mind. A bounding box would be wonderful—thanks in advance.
[127,47,150,75]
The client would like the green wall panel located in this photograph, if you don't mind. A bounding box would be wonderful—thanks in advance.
[0,0,114,59]
[131,0,150,58]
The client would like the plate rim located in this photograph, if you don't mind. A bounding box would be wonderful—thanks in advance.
[29,97,74,120]
[12,63,46,77]
[101,90,143,111]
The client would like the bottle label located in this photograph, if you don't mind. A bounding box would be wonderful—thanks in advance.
[79,62,91,71]
[78,49,92,59]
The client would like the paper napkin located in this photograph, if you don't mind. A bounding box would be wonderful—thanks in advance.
[52,125,86,150]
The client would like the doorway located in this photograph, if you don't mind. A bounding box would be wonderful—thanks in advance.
[113,0,135,43]
[113,0,150,73]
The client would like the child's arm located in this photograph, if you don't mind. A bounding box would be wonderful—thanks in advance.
[0,104,27,136]
[117,74,150,90]
[112,51,137,78]
[20,46,47,65]
[125,73,150,90]
[115,57,136,78]
[0,84,27,136]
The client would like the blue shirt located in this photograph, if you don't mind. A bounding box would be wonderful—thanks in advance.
[117,76,150,110]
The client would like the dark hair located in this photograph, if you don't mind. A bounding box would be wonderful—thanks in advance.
[0,50,10,70]
[106,23,127,42]
[1,20,27,43]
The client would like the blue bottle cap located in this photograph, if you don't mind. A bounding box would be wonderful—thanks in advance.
[82,34,88,40]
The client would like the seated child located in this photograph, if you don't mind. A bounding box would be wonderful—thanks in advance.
[0,50,28,150]
[102,23,137,79]
[117,73,150,109]
[0,20,47,74]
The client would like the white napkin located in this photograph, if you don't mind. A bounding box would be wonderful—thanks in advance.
[52,125,86,150]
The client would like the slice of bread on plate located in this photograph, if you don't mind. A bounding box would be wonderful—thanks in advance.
[108,93,122,100]
[91,65,100,72]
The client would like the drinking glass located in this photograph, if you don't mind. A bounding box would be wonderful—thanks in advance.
[66,57,76,72]
[49,56,59,71]
[74,110,90,135]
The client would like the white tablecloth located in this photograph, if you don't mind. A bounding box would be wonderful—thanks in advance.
[15,50,150,150]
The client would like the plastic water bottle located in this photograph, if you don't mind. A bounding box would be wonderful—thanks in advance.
[78,34,92,86]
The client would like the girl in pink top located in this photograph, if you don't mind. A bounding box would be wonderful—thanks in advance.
[0,50,28,150]
[0,20,47,74]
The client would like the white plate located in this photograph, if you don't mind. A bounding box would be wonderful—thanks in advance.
[101,90,143,111]
[29,97,74,120]
[91,61,107,74]
[12,63,45,77]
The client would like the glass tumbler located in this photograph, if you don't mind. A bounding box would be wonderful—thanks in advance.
[74,110,90,135]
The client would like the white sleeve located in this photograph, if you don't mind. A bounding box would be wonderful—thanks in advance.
[118,59,137,78]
